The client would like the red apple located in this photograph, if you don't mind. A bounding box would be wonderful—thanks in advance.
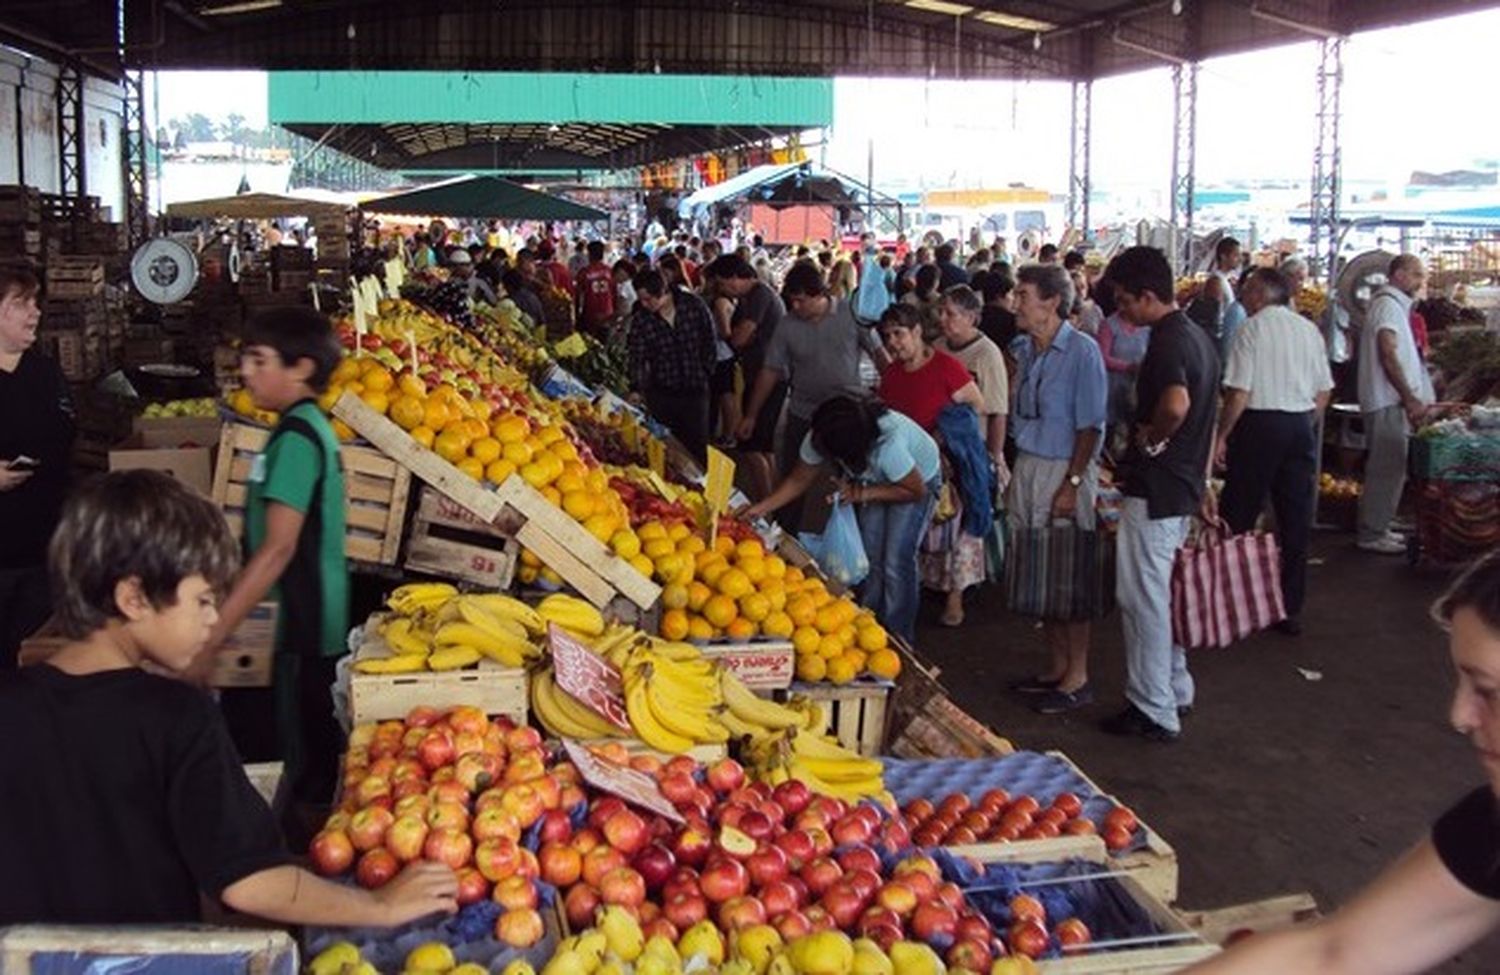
[496,907,545,947]
[571,828,603,855]
[760,879,803,917]
[471,807,520,844]
[1056,917,1091,947]
[633,842,677,892]
[423,828,473,871]
[1010,920,1049,958]
[663,891,709,930]
[836,846,881,875]
[806,826,835,860]
[843,867,881,902]
[600,867,647,908]
[1009,894,1046,924]
[948,938,994,972]
[936,882,965,910]
[858,905,903,936]
[528,773,563,811]
[417,730,455,772]
[663,755,697,778]
[773,780,813,817]
[831,814,874,847]
[773,909,814,941]
[404,705,442,728]
[737,810,775,844]
[746,845,790,887]
[706,758,747,795]
[588,797,628,832]
[863,921,904,952]
[804,905,837,932]
[700,857,750,903]
[911,901,960,943]
[875,880,919,918]
[774,829,815,869]
[718,894,768,931]
[309,829,355,876]
[717,824,758,860]
[629,754,663,778]
[539,842,582,887]
[355,848,398,889]
[385,813,429,863]
[820,883,867,929]
[662,866,702,902]
[452,730,486,759]
[454,866,490,906]
[807,796,847,823]
[493,875,539,911]
[659,771,698,805]
[582,845,628,887]
[564,883,601,929]
[500,783,547,829]
[799,857,843,897]
[602,808,649,856]
[353,775,391,808]
[514,847,540,880]
[429,781,470,806]
[425,801,469,834]
[474,836,523,882]
[955,912,993,945]
[504,725,543,751]
[536,808,573,844]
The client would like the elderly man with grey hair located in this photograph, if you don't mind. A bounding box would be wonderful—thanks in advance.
[1006,262,1109,715]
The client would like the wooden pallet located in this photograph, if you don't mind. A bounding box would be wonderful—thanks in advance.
[332,391,661,611]
[777,680,892,757]
[212,421,411,566]
[349,615,529,727]
[403,484,520,589]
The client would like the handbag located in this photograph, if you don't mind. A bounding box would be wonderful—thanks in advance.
[1003,522,1115,622]
[1170,522,1286,649]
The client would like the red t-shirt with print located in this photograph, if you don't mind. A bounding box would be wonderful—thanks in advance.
[878,349,972,431]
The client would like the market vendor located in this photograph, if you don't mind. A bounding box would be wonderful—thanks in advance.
[204,307,349,842]
[742,394,941,646]
[0,264,75,670]
[626,267,718,463]
[1185,549,1500,973]
[0,470,458,927]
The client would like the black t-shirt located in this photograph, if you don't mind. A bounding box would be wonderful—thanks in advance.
[979,306,1018,352]
[0,349,75,568]
[1121,310,1220,518]
[1433,787,1500,899]
[0,666,290,924]
[735,281,787,379]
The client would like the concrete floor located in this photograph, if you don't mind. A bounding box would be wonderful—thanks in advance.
[913,533,1500,972]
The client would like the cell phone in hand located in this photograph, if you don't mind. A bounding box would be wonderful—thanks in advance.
[8,455,39,471]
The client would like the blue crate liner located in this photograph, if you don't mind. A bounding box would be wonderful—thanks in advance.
[928,850,1176,961]
[881,752,1147,854]
[305,882,558,973]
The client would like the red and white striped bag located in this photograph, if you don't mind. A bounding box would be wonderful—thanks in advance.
[1170,523,1286,649]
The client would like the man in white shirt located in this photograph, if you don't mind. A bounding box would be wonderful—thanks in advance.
[1215,268,1334,633]
[1355,255,1433,554]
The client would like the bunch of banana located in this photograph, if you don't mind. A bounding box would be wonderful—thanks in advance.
[718,670,806,738]
[536,593,605,637]
[385,582,458,616]
[744,728,892,805]
[621,647,730,754]
[530,666,628,740]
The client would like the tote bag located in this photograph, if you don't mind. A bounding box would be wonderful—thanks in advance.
[1170,523,1286,649]
[1003,523,1115,622]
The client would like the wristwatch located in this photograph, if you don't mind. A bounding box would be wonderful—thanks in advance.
[1066,473,1083,488]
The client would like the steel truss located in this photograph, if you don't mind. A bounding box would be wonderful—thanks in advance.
[1068,79,1092,237]
[1168,61,1198,274]
[1308,35,1345,283]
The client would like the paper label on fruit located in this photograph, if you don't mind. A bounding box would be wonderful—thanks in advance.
[550,624,633,731]
[561,740,684,823]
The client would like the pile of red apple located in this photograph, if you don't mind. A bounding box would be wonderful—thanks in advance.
[307,705,580,948]
[901,790,1142,852]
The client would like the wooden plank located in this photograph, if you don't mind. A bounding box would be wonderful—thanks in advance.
[1048,749,1180,904]
[516,519,616,607]
[332,391,503,522]
[1179,893,1319,946]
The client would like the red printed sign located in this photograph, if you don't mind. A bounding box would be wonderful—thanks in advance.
[549,623,632,732]
[562,740,684,823]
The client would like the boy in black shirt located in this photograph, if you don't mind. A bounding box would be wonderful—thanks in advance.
[0,470,457,926]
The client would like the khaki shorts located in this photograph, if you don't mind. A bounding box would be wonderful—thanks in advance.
[1007,452,1098,530]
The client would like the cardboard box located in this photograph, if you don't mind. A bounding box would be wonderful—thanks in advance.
[108,419,221,497]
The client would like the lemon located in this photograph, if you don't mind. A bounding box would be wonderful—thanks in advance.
[687,615,714,640]
[485,458,517,484]
[738,592,771,623]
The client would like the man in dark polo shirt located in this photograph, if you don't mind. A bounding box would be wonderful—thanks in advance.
[1102,246,1219,743]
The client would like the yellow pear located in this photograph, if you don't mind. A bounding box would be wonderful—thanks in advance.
[597,904,645,962]
[404,941,457,973]
[732,924,785,974]
[500,962,538,975]
[786,931,855,975]
[888,940,946,975]
[678,919,726,965]
[307,942,361,975]
[852,938,895,975]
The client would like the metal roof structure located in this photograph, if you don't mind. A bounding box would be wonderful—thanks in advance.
[363,175,609,220]
[268,71,831,173]
[3,1,1490,83]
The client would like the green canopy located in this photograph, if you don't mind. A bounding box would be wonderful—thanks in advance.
[364,175,606,221]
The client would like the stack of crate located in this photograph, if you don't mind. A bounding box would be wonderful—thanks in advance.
[0,186,42,263]
[69,386,135,473]
[38,257,107,383]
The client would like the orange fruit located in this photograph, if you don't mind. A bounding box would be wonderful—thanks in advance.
[735,539,765,560]
[583,513,617,542]
[817,634,844,659]
[362,366,395,392]
[661,609,690,641]
[397,372,427,397]
[713,534,737,556]
[484,458,517,484]
[677,535,707,556]
[687,615,714,640]
[331,418,356,441]
[541,485,563,506]
[738,556,767,584]
[434,428,471,464]
[422,397,452,431]
[653,553,685,584]
[787,597,818,628]
[814,605,843,635]
[638,521,668,542]
[856,624,889,652]
[456,457,485,481]
[726,617,757,640]
[470,437,503,464]
[534,424,565,446]
[687,581,713,612]
[503,440,535,465]
[562,490,596,520]
[762,611,795,638]
[826,655,858,685]
[792,626,821,656]
[468,399,493,423]
[520,462,550,488]
[867,648,901,680]
[331,358,362,384]
[410,425,436,449]
[738,591,771,624]
[611,530,642,560]
[643,538,677,560]
[389,394,426,430]
[662,584,690,611]
[493,414,531,444]
[795,653,827,682]
[699,560,730,587]
[359,388,390,416]
[463,417,489,441]
[763,555,788,579]
[703,594,738,629]
[784,567,806,585]
[629,554,655,578]
[717,568,753,600]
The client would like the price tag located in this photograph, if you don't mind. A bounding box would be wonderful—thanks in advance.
[705,445,735,546]
[361,277,384,318]
[647,437,666,479]
[561,741,684,823]
[549,624,632,732]
[384,257,406,293]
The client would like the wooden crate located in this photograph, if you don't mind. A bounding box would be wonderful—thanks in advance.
[332,391,661,610]
[1179,892,1319,946]
[0,925,298,973]
[0,184,41,223]
[1037,871,1216,973]
[41,328,100,382]
[349,615,528,726]
[44,258,104,299]
[403,484,520,589]
[212,422,411,566]
[778,680,891,756]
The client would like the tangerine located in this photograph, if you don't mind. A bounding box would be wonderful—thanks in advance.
[485,458,517,484]
[795,653,827,682]
[867,648,901,679]
[661,609,690,641]
[703,594,738,629]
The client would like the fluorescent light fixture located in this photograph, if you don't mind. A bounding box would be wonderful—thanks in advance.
[974,11,1055,31]
[200,0,282,15]
[905,0,975,16]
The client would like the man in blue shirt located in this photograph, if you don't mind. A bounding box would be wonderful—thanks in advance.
[1006,264,1108,715]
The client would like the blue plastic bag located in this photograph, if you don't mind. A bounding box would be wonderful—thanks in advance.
[798,495,869,587]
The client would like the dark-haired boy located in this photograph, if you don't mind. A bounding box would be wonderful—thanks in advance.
[0,469,457,925]
[207,307,349,825]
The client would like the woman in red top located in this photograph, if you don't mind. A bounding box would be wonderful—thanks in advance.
[877,304,981,430]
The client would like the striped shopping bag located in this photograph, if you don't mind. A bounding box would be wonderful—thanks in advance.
[1170,524,1286,649]
[1003,524,1116,622]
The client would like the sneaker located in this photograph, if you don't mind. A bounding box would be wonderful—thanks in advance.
[1100,704,1179,742]
[1389,519,1415,534]
[1032,684,1094,715]
[1357,535,1407,555]
[1010,676,1061,695]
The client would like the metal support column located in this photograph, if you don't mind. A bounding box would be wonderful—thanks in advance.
[121,70,150,247]
[55,63,85,197]
[1308,35,1345,284]
[1168,62,1198,274]
[1067,80,1092,238]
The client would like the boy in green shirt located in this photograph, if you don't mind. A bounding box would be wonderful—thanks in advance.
[208,307,349,828]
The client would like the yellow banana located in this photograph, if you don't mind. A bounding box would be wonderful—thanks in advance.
[542,669,626,738]
[722,672,804,730]
[717,707,771,740]
[785,695,830,735]
[647,638,703,663]
[623,671,694,753]
[387,582,458,615]
[649,662,722,709]
[789,752,884,782]
[537,593,605,636]
[434,621,534,667]
[786,728,865,762]
[457,597,531,642]
[785,756,886,801]
[466,592,545,635]
[645,678,728,743]
[532,670,622,739]
[594,625,641,656]
[427,646,482,670]
[383,617,431,656]
[354,653,428,675]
